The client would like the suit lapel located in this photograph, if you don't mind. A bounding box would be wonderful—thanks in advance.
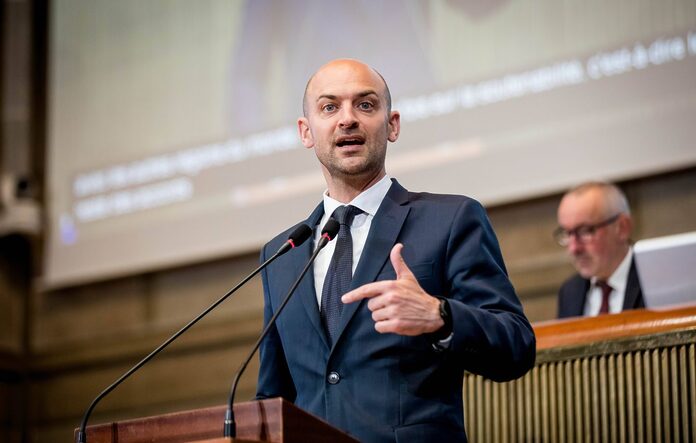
[332,180,411,349]
[293,203,330,349]
[623,258,643,309]
[573,278,591,317]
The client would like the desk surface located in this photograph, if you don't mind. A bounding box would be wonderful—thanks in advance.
[533,304,696,350]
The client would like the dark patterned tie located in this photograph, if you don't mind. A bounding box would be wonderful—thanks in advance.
[597,280,613,314]
[321,205,363,345]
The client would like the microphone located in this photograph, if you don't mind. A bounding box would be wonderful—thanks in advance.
[224,217,340,438]
[76,224,312,443]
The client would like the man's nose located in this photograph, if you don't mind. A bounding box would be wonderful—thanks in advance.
[567,235,583,254]
[337,106,358,129]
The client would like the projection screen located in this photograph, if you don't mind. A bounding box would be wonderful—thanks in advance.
[45,0,696,288]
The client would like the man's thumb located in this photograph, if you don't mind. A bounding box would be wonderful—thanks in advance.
[391,243,414,280]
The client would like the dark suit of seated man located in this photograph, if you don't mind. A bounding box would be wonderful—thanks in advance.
[555,182,645,318]
[256,59,536,443]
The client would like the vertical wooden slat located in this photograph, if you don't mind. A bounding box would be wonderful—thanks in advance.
[581,358,591,443]
[517,377,525,442]
[626,352,636,443]
[677,346,688,443]
[466,375,476,441]
[599,356,609,442]
[483,379,492,443]
[591,357,600,443]
[500,380,509,443]
[476,376,484,441]
[528,367,536,443]
[660,349,671,443]
[565,361,575,443]
[670,347,680,443]
[573,359,582,443]
[509,380,516,443]
[540,363,549,443]
[525,368,533,443]
[532,366,540,443]
[549,362,558,443]
[492,378,500,443]
[557,363,565,442]
[652,349,662,443]
[635,350,645,443]
[608,354,618,442]
[509,377,518,442]
[643,350,653,443]
[617,353,626,443]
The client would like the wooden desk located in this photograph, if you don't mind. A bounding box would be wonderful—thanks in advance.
[463,305,696,443]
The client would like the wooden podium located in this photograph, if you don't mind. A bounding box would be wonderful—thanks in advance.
[75,398,359,443]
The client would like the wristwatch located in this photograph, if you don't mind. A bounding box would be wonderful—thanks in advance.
[432,296,453,341]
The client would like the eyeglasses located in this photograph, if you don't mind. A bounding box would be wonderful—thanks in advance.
[553,214,621,246]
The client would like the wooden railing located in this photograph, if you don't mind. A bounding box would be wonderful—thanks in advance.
[463,305,696,443]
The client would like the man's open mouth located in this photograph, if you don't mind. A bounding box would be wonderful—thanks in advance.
[336,137,365,147]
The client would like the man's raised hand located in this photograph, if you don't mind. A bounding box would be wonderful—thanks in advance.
[341,243,444,335]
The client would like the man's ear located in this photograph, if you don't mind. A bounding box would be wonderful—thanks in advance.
[618,214,633,242]
[387,111,401,143]
[298,117,314,148]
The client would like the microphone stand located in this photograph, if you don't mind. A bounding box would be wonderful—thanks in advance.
[224,219,339,438]
[77,225,311,443]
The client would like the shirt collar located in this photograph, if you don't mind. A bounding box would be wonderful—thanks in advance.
[591,247,633,293]
[321,175,392,220]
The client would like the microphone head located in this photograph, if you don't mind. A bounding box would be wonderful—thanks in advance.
[321,218,340,241]
[288,224,312,247]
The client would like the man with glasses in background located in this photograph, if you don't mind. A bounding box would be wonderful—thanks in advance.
[554,182,644,318]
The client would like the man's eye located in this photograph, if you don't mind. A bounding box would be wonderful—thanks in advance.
[322,104,337,113]
[358,102,374,110]
[577,226,594,237]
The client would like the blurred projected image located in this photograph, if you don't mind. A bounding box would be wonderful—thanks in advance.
[46,0,696,287]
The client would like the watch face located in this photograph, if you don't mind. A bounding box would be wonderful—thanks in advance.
[439,299,448,319]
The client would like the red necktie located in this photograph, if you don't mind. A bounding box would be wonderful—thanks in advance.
[597,280,613,315]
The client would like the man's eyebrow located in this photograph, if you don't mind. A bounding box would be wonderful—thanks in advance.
[315,90,379,102]
[355,90,379,99]
[316,94,337,102]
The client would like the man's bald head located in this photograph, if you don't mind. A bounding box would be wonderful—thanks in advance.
[302,59,392,118]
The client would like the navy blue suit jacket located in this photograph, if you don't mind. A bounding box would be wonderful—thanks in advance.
[256,180,536,442]
[557,259,645,318]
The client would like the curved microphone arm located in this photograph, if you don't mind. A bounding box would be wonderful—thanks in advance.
[224,221,338,438]
[76,223,312,443]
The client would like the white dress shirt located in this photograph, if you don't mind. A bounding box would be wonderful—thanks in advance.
[584,248,633,316]
[312,175,392,306]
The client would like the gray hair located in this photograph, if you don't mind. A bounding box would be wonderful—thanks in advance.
[566,181,631,216]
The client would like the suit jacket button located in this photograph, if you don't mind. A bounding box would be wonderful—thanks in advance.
[327,371,340,384]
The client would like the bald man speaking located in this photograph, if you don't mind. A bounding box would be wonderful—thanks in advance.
[256,59,535,442]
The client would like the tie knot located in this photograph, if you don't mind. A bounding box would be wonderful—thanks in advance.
[596,280,613,295]
[332,205,363,226]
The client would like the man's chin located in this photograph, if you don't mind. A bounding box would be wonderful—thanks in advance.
[573,261,596,279]
[576,267,597,279]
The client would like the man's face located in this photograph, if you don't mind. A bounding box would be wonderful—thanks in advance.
[298,60,400,183]
[557,189,630,279]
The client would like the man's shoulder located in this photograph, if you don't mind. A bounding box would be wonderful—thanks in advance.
[407,189,476,202]
[405,190,483,211]
[559,273,588,294]
[557,273,589,318]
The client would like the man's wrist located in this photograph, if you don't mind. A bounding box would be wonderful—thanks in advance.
[431,296,453,341]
